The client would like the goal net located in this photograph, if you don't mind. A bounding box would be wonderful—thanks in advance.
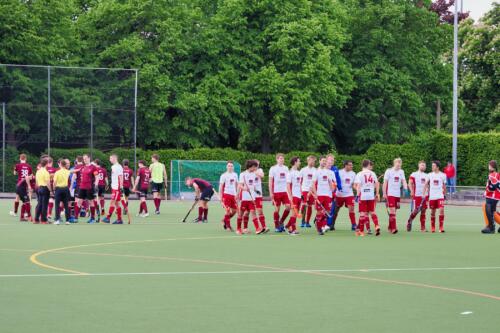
[170,160,241,200]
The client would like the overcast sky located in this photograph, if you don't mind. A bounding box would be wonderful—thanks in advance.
[459,0,496,21]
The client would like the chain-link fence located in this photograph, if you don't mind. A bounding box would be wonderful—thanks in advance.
[0,64,138,192]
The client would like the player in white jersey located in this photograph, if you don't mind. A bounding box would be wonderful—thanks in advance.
[310,156,336,235]
[103,154,124,224]
[268,153,291,232]
[332,160,357,231]
[383,158,409,234]
[354,159,381,236]
[253,161,268,232]
[236,160,267,235]
[285,157,301,235]
[426,161,447,233]
[299,155,317,228]
[407,161,429,232]
[219,161,239,231]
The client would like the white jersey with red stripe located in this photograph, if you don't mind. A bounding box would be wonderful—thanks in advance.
[485,172,500,200]
[337,169,356,198]
[410,171,428,197]
[269,165,289,194]
[289,169,302,198]
[428,172,446,200]
[111,163,123,190]
[354,170,378,201]
[313,168,335,197]
[299,166,316,192]
[384,168,405,198]
[239,171,256,201]
[219,172,238,196]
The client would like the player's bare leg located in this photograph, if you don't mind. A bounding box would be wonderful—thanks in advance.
[438,206,445,233]
[388,206,398,234]
[285,202,299,235]
[430,208,437,233]
[10,195,20,217]
[242,210,250,233]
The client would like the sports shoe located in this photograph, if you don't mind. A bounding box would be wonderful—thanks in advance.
[54,220,61,225]
[406,221,412,232]
[300,221,306,228]
[256,228,264,235]
[375,227,381,236]
[305,223,312,228]
[112,220,123,224]
[101,217,110,224]
[321,226,330,233]
[391,229,398,234]
[202,219,208,223]
[155,210,160,215]
[9,211,17,217]
[498,227,500,233]
[87,218,96,224]
[20,217,28,222]
[329,224,336,231]
[351,224,357,231]
[367,228,373,235]
[142,212,149,218]
[318,231,324,236]
[235,229,243,235]
[65,221,70,225]
[242,228,250,234]
[274,228,282,233]
[192,218,201,223]
[439,229,445,233]
[288,230,299,236]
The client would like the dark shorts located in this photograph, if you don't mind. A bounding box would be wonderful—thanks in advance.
[138,188,148,198]
[97,186,106,197]
[16,185,29,203]
[78,188,95,200]
[151,182,163,193]
[200,187,214,202]
[123,187,131,197]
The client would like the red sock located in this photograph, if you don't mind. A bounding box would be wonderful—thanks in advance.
[223,214,230,227]
[431,214,436,229]
[389,213,396,230]
[14,201,19,213]
[156,197,161,210]
[371,214,379,227]
[121,200,128,210]
[26,203,32,217]
[198,207,203,220]
[358,216,367,232]
[48,202,53,216]
[317,215,325,232]
[203,208,208,220]
[154,198,160,210]
[349,212,356,226]
[74,203,80,218]
[100,199,105,211]
[280,209,290,224]
[252,217,259,230]
[288,216,297,231]
[116,207,122,220]
[243,215,249,229]
[365,218,370,230]
[306,206,312,223]
[20,203,25,218]
[90,206,95,218]
[236,217,242,230]
[420,209,426,230]
[273,212,279,227]
[259,214,267,228]
[439,214,444,230]
[107,206,115,219]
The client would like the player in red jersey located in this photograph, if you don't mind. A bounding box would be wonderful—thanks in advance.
[94,159,109,216]
[482,160,500,234]
[219,161,238,231]
[425,161,447,233]
[122,159,133,214]
[186,177,215,223]
[133,160,151,218]
[11,154,33,221]
[46,157,58,220]
[269,153,291,232]
[72,154,99,223]
[286,157,301,235]
[354,159,381,237]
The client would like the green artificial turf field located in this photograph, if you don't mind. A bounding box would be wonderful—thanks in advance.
[0,199,499,333]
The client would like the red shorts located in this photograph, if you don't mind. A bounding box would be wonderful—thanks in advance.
[240,200,255,212]
[255,197,263,210]
[359,200,376,213]
[301,191,314,205]
[412,196,428,209]
[335,196,355,208]
[222,194,237,210]
[315,196,332,212]
[387,196,401,209]
[111,189,122,201]
[273,192,290,206]
[292,196,301,209]
[429,199,444,210]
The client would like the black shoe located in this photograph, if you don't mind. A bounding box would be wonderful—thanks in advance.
[481,227,495,234]
[318,231,324,236]
[498,227,500,233]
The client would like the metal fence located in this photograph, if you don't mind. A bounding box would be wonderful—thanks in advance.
[0,64,138,192]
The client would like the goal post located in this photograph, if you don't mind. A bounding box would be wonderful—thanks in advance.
[170,160,241,200]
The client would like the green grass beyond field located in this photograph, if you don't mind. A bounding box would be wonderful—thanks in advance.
[0,199,499,333]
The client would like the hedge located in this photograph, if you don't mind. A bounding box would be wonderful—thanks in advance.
[1,132,497,192]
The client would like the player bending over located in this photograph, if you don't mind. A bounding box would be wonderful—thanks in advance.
[219,161,239,231]
[102,154,125,224]
[354,159,381,237]
[133,160,151,218]
[383,158,408,234]
[12,154,33,221]
[72,154,99,223]
[185,177,214,223]
[482,160,500,234]
[299,156,316,228]
[286,157,301,235]
[426,161,447,233]
[408,161,429,232]
[150,154,167,215]
[94,159,109,216]
[332,160,357,231]
[310,156,336,235]
[269,153,291,232]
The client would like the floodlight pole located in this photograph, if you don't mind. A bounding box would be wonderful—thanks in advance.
[452,2,459,181]
[133,69,138,174]
[2,102,5,192]
[90,104,94,160]
[47,66,51,156]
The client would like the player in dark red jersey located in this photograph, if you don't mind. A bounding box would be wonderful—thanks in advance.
[122,159,133,214]
[11,154,33,221]
[94,159,109,216]
[482,160,500,234]
[46,157,58,220]
[133,160,151,217]
[185,177,215,223]
[72,154,99,223]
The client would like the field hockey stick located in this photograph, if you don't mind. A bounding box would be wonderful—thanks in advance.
[182,199,199,223]
[313,194,332,218]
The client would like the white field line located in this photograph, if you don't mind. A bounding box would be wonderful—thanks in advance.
[2,266,500,278]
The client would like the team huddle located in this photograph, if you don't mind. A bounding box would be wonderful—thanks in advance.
[10,153,167,224]
[217,154,450,236]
